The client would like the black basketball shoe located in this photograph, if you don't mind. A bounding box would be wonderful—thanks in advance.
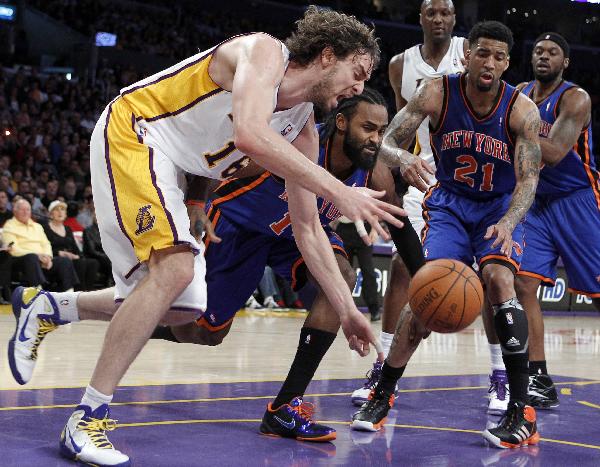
[350,388,395,432]
[528,374,559,409]
[483,401,540,448]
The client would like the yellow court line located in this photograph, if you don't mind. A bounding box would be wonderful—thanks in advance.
[3,377,598,393]
[117,418,600,451]
[3,381,600,411]
[577,400,600,410]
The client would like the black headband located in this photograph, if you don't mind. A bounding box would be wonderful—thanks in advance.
[534,32,570,58]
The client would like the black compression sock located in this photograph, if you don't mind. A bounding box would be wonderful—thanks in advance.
[377,361,406,395]
[150,326,179,342]
[529,360,548,376]
[272,327,336,409]
[504,354,530,404]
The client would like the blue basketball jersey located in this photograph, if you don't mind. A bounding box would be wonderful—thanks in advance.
[430,74,520,199]
[521,80,600,198]
[208,131,371,239]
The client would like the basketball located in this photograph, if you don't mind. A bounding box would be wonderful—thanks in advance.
[408,259,484,333]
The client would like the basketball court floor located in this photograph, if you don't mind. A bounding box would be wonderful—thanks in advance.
[1,307,599,466]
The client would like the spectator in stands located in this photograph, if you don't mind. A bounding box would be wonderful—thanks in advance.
[0,174,14,198]
[64,201,84,232]
[3,198,78,291]
[44,200,99,291]
[76,194,94,229]
[0,189,12,227]
[62,179,78,203]
[0,229,13,303]
[83,206,112,287]
[42,179,59,207]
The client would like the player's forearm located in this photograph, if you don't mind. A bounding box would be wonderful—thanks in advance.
[539,137,569,167]
[377,144,418,169]
[499,176,538,231]
[292,220,355,319]
[236,127,344,201]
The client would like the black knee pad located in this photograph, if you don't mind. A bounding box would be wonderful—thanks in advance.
[493,298,529,355]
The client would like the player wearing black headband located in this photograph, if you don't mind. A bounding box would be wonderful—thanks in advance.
[515,32,600,409]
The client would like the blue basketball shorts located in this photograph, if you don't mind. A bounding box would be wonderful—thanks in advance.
[518,187,600,297]
[197,208,347,331]
[421,184,524,272]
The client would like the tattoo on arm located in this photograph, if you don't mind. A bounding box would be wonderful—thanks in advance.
[377,84,431,166]
[500,108,541,230]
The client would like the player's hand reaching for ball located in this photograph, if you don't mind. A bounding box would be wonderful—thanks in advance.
[484,222,514,257]
[334,187,406,242]
[397,152,435,192]
[340,308,384,362]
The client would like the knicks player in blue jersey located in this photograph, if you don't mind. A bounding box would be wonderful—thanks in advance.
[351,21,544,449]
[17,89,415,443]
[513,33,600,410]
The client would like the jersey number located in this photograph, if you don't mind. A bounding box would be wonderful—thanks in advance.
[203,142,250,179]
[453,155,494,191]
[270,212,291,236]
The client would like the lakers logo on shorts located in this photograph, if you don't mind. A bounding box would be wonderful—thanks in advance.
[135,205,156,235]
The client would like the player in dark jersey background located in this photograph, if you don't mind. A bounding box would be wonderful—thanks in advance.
[514,33,600,410]
[351,21,543,449]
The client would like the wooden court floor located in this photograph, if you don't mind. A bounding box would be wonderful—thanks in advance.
[1,309,599,465]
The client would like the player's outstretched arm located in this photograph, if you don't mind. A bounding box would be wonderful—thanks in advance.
[485,96,541,255]
[540,87,591,167]
[376,80,439,191]
[230,34,404,231]
[286,123,383,360]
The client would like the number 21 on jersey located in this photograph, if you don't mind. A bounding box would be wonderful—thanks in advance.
[454,155,494,191]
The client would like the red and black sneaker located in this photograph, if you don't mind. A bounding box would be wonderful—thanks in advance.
[483,401,540,448]
[350,388,395,432]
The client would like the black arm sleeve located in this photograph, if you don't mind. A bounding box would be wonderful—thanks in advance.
[387,216,425,277]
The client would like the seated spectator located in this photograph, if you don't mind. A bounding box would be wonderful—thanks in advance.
[83,206,112,287]
[44,200,99,291]
[0,230,12,303]
[0,189,12,227]
[42,179,59,207]
[3,198,79,291]
[64,201,84,232]
[76,194,94,229]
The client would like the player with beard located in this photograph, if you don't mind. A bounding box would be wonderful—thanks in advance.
[351,21,544,449]
[353,0,509,416]
[514,32,600,409]
[6,8,409,466]
[10,89,412,443]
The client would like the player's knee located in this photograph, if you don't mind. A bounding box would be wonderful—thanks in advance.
[482,267,515,301]
[514,275,538,300]
[493,299,529,355]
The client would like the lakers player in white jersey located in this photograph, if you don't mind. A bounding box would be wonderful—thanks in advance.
[351,0,508,415]
[7,8,408,466]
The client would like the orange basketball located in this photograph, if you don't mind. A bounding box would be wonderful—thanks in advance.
[408,259,484,333]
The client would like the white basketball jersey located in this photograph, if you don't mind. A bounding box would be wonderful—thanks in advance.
[401,36,465,167]
[119,37,313,180]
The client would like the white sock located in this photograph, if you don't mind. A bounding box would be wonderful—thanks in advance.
[81,385,112,411]
[380,331,394,358]
[489,343,505,371]
[50,291,81,322]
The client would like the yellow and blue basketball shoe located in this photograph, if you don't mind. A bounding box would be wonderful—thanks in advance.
[60,404,130,466]
[260,397,336,442]
[7,286,66,385]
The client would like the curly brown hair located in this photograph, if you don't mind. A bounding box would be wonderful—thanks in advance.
[285,5,380,69]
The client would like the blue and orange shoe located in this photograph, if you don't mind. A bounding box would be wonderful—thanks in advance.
[259,397,336,442]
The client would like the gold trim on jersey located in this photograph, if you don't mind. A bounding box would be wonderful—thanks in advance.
[121,52,223,122]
